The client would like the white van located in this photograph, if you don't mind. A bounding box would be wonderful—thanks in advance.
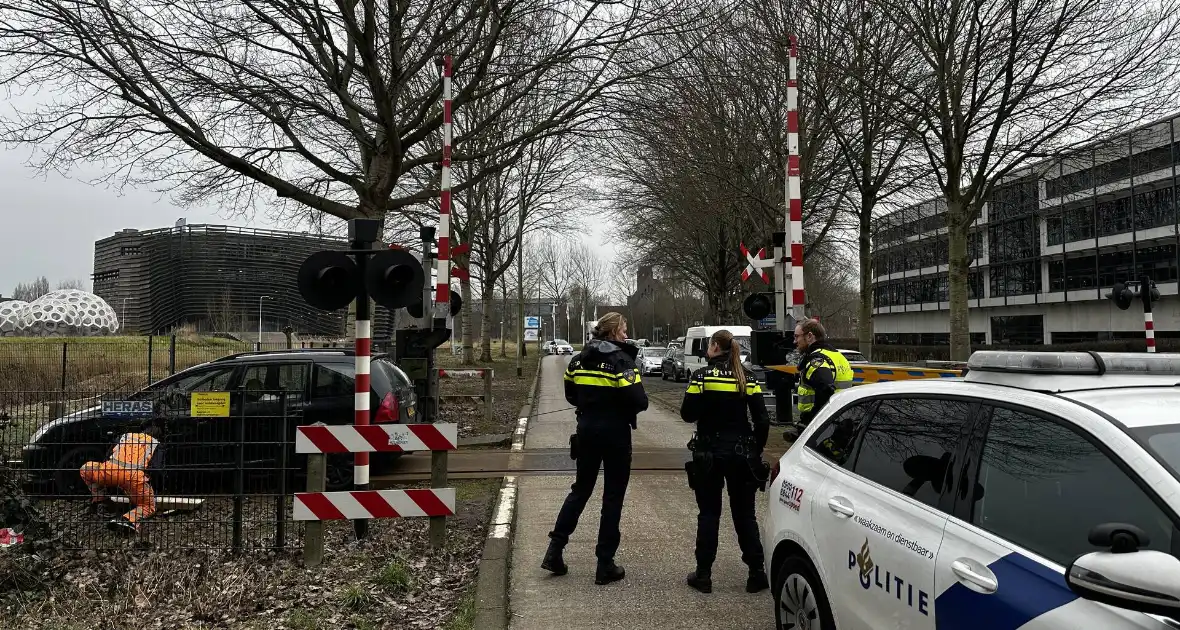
[683,325,753,373]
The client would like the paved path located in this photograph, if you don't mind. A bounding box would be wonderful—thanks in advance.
[509,355,775,630]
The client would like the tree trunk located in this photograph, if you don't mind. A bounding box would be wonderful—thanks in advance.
[500,276,508,358]
[858,204,874,361]
[479,274,495,362]
[947,202,972,361]
[461,279,474,365]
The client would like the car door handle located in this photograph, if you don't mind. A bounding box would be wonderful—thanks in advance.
[951,558,999,594]
[827,496,855,518]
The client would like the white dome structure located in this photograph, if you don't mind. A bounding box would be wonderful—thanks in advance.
[18,290,120,337]
[0,300,29,336]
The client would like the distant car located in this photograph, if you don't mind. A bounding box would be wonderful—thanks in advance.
[552,339,574,355]
[839,349,870,364]
[637,346,667,376]
[542,340,556,354]
[21,349,418,496]
[661,348,688,382]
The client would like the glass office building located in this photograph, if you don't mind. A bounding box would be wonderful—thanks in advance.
[871,113,1180,346]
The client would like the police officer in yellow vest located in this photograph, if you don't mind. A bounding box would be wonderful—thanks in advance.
[784,319,853,441]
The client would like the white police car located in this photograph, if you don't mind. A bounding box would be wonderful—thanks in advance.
[764,351,1180,630]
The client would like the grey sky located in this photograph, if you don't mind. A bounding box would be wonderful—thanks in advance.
[0,146,620,299]
[0,147,262,296]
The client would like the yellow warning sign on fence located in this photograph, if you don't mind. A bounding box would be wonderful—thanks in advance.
[191,392,231,417]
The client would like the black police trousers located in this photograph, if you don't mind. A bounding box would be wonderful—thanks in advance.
[548,420,633,561]
[693,452,765,572]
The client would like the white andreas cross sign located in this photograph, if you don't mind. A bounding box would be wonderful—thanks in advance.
[741,242,774,283]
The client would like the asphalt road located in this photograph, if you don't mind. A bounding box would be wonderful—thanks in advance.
[508,355,776,630]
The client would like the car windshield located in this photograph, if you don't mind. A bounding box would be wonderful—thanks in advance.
[642,347,666,357]
[554,339,568,345]
[842,351,869,362]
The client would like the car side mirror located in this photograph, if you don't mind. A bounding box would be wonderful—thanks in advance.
[1066,523,1180,617]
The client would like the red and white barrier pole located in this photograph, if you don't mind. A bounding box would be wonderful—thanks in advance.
[435,55,453,320]
[1145,311,1156,353]
[786,35,805,322]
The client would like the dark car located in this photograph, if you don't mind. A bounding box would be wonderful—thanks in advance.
[21,349,418,496]
[661,348,688,382]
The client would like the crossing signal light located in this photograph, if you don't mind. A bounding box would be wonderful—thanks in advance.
[406,290,463,319]
[367,248,426,310]
[298,251,359,310]
[1106,282,1134,310]
[743,292,774,321]
[299,248,424,312]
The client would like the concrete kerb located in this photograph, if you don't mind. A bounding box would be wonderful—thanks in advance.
[473,355,542,630]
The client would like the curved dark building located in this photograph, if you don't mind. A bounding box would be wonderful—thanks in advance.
[92,224,357,335]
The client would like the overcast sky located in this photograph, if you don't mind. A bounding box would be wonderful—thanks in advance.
[0,146,619,298]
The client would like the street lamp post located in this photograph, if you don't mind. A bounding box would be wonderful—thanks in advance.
[258,295,272,345]
[120,297,133,332]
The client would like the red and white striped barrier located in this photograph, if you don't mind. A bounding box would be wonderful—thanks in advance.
[786,35,805,320]
[438,368,493,379]
[435,54,453,318]
[294,488,456,521]
[296,423,458,454]
[1146,312,1156,353]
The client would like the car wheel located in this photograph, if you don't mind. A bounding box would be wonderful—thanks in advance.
[774,553,836,630]
[325,454,353,491]
[55,445,107,496]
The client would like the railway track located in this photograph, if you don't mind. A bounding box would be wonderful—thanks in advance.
[369,448,688,486]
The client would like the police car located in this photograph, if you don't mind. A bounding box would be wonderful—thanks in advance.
[764,351,1180,630]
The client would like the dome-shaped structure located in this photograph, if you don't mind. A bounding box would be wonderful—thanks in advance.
[0,300,29,336]
[20,290,120,337]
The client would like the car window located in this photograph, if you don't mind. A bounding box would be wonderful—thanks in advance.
[843,352,869,363]
[241,363,308,402]
[971,406,1178,566]
[850,398,974,510]
[312,364,353,398]
[806,400,875,467]
[142,367,235,396]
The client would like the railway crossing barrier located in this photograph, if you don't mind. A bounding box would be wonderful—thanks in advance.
[295,422,458,566]
[438,368,494,428]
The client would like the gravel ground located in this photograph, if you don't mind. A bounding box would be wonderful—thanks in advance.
[0,478,500,630]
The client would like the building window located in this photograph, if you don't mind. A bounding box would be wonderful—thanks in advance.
[1065,254,1098,291]
[1097,248,1136,288]
[968,271,983,300]
[1131,142,1179,178]
[1133,186,1176,231]
[1097,196,1134,237]
[119,245,142,256]
[989,261,1040,297]
[991,315,1045,345]
[1046,212,1064,247]
[1048,260,1064,292]
[1136,243,1179,284]
[1064,204,1095,243]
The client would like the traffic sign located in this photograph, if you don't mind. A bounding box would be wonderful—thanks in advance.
[741,242,772,283]
[524,329,539,341]
[525,316,540,329]
[759,315,776,328]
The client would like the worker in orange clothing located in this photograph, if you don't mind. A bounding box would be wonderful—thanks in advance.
[79,420,163,534]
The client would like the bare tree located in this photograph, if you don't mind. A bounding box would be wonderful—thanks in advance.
[0,0,710,225]
[55,278,90,291]
[795,0,928,360]
[876,0,1180,359]
[601,2,854,321]
[11,276,49,301]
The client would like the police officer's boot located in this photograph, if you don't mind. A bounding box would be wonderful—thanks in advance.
[686,568,713,593]
[541,541,568,576]
[594,559,625,585]
[746,569,770,593]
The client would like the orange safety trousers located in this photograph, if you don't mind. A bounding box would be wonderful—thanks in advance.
[79,461,156,526]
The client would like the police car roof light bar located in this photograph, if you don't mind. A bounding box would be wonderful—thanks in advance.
[967,351,1180,377]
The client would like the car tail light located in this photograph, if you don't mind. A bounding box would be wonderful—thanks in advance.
[375,392,399,423]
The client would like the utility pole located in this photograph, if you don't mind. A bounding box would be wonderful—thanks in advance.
[516,227,524,378]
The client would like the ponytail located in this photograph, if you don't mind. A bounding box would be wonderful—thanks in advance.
[710,330,746,396]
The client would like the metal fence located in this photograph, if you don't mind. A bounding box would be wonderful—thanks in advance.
[1,389,311,552]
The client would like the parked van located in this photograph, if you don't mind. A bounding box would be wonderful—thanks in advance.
[683,325,753,373]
